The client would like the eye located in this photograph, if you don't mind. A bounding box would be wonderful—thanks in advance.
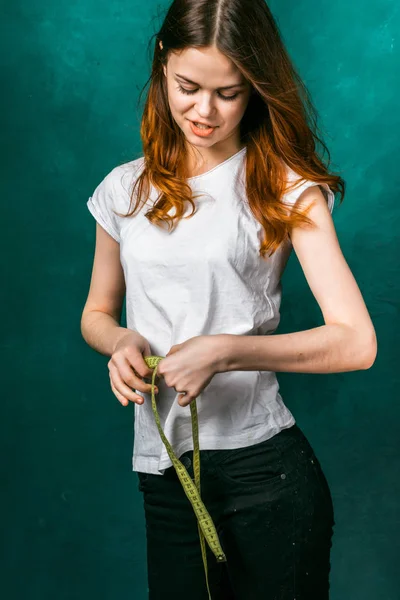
[177,84,239,102]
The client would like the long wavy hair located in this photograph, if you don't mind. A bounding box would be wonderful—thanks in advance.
[117,0,345,258]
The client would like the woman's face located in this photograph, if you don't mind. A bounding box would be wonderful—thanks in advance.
[162,45,252,153]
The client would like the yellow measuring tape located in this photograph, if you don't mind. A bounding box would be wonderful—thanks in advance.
[143,355,227,600]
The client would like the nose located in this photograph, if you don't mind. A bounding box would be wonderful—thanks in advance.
[194,93,217,119]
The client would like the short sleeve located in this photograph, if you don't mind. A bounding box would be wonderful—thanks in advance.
[87,169,122,243]
[282,167,335,215]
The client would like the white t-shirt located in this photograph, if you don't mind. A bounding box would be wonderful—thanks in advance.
[87,147,335,475]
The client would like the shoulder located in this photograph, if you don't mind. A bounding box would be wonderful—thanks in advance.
[101,156,146,195]
[90,156,145,214]
[280,162,335,215]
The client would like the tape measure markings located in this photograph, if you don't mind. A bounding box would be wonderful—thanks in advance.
[142,355,227,599]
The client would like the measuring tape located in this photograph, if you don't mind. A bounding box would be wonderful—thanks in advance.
[142,355,227,600]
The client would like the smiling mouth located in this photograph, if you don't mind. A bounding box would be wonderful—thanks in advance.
[189,119,219,128]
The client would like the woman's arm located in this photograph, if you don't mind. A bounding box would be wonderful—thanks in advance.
[216,186,377,374]
[81,223,130,356]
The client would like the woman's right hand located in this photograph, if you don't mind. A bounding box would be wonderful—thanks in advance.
[107,330,161,407]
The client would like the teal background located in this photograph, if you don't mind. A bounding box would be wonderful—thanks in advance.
[2,1,399,598]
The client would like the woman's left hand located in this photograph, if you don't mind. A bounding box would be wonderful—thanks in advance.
[156,335,224,407]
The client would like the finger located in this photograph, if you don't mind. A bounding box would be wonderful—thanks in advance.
[178,394,193,407]
[117,359,159,395]
[109,364,157,403]
[110,375,143,406]
[143,372,161,384]
[129,352,159,380]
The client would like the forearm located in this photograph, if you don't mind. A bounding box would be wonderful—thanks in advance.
[217,324,375,374]
[80,310,131,357]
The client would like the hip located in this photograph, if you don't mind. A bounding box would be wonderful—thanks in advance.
[137,423,334,518]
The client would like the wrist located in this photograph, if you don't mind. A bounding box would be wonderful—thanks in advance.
[212,334,237,373]
[111,327,133,354]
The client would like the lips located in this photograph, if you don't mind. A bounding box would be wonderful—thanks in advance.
[190,120,218,127]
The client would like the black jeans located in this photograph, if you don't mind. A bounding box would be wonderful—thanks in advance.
[136,423,335,600]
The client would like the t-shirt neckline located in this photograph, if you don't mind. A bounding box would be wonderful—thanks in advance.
[187,146,247,181]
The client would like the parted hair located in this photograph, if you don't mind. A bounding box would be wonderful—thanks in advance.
[117,0,345,258]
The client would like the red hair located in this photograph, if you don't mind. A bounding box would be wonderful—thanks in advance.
[116,0,345,258]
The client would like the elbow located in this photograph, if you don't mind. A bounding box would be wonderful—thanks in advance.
[360,328,378,370]
[362,349,377,370]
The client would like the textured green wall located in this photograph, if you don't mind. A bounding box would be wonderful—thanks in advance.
[268,2,400,598]
[2,1,399,599]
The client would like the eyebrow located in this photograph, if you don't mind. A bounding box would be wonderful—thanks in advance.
[174,73,246,90]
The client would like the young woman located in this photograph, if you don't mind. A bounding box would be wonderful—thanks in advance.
[81,1,377,598]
